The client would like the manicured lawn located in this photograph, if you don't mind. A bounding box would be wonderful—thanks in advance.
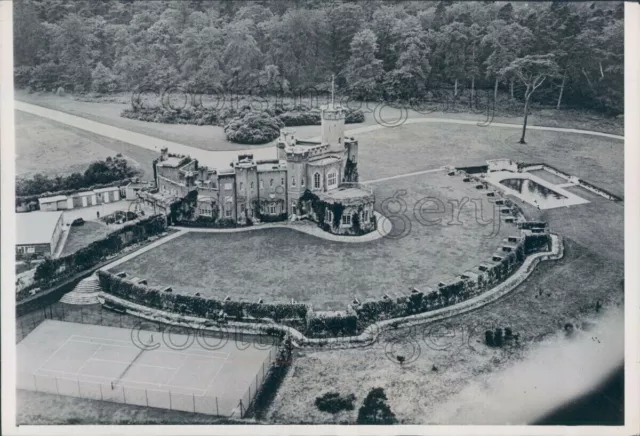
[60,221,115,256]
[116,171,515,310]
[15,111,156,180]
[266,239,624,424]
[266,174,625,424]
[354,122,623,196]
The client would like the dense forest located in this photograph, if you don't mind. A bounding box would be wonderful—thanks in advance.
[14,1,624,114]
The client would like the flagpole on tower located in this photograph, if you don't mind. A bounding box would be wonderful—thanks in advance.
[331,74,335,107]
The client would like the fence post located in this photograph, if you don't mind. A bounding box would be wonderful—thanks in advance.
[192,393,196,413]
[239,400,244,418]
[145,389,149,408]
[123,387,127,404]
[216,396,219,416]
[169,390,172,410]
[55,377,59,395]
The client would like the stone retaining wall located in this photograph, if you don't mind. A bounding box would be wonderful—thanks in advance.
[98,234,563,349]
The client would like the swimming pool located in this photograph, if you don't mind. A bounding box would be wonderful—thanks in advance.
[500,178,568,203]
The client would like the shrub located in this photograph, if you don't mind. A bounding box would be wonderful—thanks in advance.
[315,392,356,414]
[357,388,396,424]
[524,233,551,254]
[494,327,504,347]
[224,111,284,145]
[485,330,494,346]
[306,313,358,338]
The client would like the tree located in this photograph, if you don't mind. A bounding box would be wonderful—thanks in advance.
[344,29,383,100]
[436,22,469,96]
[357,388,397,424]
[482,20,534,105]
[500,54,560,143]
[91,62,118,93]
[384,16,431,99]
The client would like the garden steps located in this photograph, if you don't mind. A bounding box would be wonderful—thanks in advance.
[59,274,102,305]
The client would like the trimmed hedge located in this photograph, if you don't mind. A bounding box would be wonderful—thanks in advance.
[33,215,166,289]
[98,270,309,323]
[306,313,358,338]
[518,221,548,230]
[97,224,552,337]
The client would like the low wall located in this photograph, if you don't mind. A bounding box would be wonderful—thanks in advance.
[98,233,562,347]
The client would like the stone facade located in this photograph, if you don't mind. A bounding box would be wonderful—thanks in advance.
[151,103,375,234]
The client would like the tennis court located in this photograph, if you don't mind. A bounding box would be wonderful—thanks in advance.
[17,320,276,416]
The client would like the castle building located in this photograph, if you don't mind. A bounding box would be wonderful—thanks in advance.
[148,99,375,235]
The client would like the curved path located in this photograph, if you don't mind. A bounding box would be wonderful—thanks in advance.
[100,212,391,272]
[15,101,623,173]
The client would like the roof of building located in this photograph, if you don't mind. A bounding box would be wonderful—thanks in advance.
[307,156,342,167]
[93,186,120,193]
[73,191,95,197]
[319,186,374,204]
[17,211,63,246]
[38,195,68,203]
[157,157,186,168]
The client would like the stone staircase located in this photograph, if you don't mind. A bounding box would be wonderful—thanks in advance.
[59,274,102,305]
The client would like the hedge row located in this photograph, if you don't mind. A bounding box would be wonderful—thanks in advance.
[518,220,548,230]
[306,314,358,338]
[32,215,167,291]
[121,105,365,129]
[98,270,310,323]
[97,228,550,338]
[353,232,544,327]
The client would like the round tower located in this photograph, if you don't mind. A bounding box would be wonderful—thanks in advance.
[320,103,346,153]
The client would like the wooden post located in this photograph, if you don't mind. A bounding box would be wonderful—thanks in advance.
[216,397,219,416]
[123,387,127,404]
[145,389,149,407]
[192,393,196,413]
[169,390,172,410]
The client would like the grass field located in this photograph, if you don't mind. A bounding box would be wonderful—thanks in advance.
[16,390,236,425]
[354,122,623,197]
[15,111,157,180]
[266,239,624,424]
[61,222,114,256]
[115,171,515,310]
[266,171,624,423]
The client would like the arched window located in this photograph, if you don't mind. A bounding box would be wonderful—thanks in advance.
[327,170,337,188]
[291,176,296,186]
[313,172,321,189]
